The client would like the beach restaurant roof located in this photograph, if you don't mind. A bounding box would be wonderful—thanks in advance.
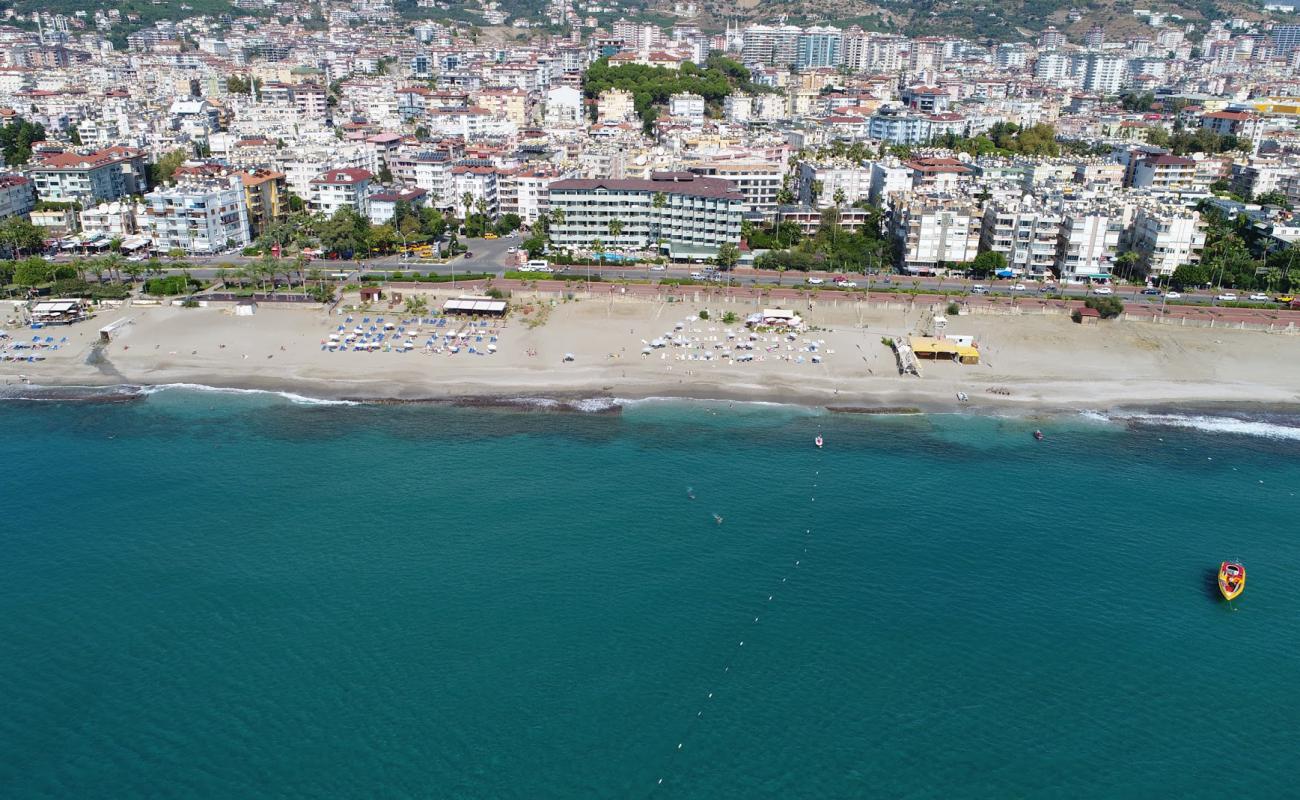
[756,308,803,326]
[909,336,980,364]
[443,296,506,315]
[31,299,89,323]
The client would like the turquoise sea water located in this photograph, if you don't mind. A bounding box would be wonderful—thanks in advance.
[2,390,1300,799]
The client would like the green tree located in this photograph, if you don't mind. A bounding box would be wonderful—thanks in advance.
[968,251,1007,278]
[66,124,82,146]
[1171,262,1209,289]
[1084,295,1124,318]
[0,117,47,166]
[461,191,474,232]
[0,216,46,256]
[1254,191,1291,209]
[12,256,52,287]
[715,241,740,271]
[1114,250,1144,282]
[149,149,190,187]
[494,213,522,235]
[318,206,371,258]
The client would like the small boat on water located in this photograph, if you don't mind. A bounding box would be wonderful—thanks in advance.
[1033,430,1044,441]
[814,435,824,448]
[1218,561,1245,601]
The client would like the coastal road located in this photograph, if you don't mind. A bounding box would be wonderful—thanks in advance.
[54,236,1291,309]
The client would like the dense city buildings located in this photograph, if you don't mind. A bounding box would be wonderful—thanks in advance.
[0,1,1291,282]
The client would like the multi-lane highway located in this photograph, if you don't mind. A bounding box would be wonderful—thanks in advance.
[49,234,1294,309]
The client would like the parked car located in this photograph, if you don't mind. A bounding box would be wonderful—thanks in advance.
[649,264,666,271]
[1275,294,1294,303]
[1092,286,1114,295]
[1216,292,1238,301]
[971,284,990,294]
[1164,291,1181,299]
[1248,293,1270,302]
[1140,287,1161,296]
[806,277,825,285]
[483,233,498,239]
[838,280,858,288]
[689,271,705,280]
[1010,283,1027,292]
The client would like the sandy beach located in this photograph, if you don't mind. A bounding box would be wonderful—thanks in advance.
[4,289,1299,412]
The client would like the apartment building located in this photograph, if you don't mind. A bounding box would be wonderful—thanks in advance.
[79,201,138,237]
[867,107,934,146]
[451,164,500,219]
[797,161,872,208]
[394,151,456,211]
[979,199,1063,278]
[1055,205,1123,282]
[238,169,288,240]
[547,172,744,259]
[668,92,705,124]
[309,168,374,218]
[0,174,35,219]
[1128,203,1207,277]
[687,162,783,213]
[140,176,250,255]
[367,189,428,227]
[889,194,982,274]
[1129,154,1198,191]
[28,146,148,204]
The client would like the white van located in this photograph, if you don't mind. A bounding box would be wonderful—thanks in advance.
[523,259,552,273]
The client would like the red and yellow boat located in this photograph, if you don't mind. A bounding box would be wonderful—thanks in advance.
[1218,561,1245,601]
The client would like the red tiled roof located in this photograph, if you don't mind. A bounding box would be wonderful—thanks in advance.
[550,173,743,201]
[311,168,373,185]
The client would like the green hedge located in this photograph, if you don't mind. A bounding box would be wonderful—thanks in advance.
[144,275,200,296]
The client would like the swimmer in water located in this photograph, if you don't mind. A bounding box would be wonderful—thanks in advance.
[713,514,723,525]
[687,487,695,500]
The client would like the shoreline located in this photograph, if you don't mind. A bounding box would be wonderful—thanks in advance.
[4,298,1299,419]
[7,374,1300,424]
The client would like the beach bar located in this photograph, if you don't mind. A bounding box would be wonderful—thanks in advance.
[443,296,507,316]
[909,336,980,365]
[30,299,91,325]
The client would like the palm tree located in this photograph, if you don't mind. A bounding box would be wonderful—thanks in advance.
[608,218,624,245]
[102,253,124,283]
[215,267,229,289]
[589,237,603,287]
[461,191,474,234]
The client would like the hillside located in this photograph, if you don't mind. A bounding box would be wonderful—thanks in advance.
[659,0,1269,41]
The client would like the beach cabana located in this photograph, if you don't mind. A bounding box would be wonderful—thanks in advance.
[753,309,803,328]
[442,296,507,316]
[909,336,980,365]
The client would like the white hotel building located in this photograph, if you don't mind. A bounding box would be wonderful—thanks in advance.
[140,176,250,255]
[547,172,744,260]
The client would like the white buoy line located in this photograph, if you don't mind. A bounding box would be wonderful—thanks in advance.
[653,452,824,791]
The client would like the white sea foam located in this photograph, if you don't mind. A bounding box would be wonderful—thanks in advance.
[1109,411,1300,441]
[616,395,821,413]
[139,383,359,406]
[567,397,620,413]
[1076,410,1114,425]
